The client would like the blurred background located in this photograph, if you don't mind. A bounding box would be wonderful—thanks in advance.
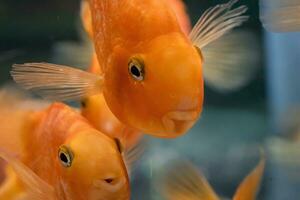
[0,0,299,199]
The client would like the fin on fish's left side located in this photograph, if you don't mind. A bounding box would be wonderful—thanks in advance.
[260,0,300,32]
[0,150,55,200]
[161,161,220,200]
[190,0,260,92]
[233,152,265,200]
[11,62,103,101]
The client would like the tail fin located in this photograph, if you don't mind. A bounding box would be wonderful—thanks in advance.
[233,152,265,200]
[161,161,219,200]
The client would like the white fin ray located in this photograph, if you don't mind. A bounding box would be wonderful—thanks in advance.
[161,161,220,200]
[190,0,248,49]
[0,150,55,200]
[260,0,300,32]
[202,30,261,92]
[123,139,145,176]
[11,62,103,101]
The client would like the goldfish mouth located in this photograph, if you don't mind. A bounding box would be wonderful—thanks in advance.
[162,110,199,135]
[93,177,126,192]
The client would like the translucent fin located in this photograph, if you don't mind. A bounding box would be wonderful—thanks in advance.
[0,150,55,200]
[123,139,145,176]
[80,0,94,38]
[190,0,248,49]
[260,0,300,32]
[11,62,103,101]
[161,161,220,200]
[233,152,265,200]
[202,30,261,92]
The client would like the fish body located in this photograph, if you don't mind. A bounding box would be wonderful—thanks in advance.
[12,0,249,137]
[0,93,130,200]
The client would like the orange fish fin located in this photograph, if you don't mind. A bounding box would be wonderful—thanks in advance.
[11,62,103,101]
[233,152,265,200]
[123,139,145,176]
[260,0,300,32]
[202,30,261,92]
[161,161,220,200]
[190,0,248,49]
[80,0,94,38]
[0,150,55,200]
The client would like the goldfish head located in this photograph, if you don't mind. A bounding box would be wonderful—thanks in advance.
[57,129,130,200]
[104,32,203,137]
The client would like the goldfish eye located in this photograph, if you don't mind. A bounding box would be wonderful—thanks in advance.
[58,145,74,168]
[128,56,144,81]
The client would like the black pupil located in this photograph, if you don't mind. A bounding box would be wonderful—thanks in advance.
[105,178,113,184]
[60,152,69,163]
[131,65,141,77]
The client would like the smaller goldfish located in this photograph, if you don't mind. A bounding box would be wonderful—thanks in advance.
[260,0,300,32]
[161,155,265,200]
[0,90,130,200]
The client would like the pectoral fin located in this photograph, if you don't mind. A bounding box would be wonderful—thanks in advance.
[11,62,103,101]
[0,150,55,200]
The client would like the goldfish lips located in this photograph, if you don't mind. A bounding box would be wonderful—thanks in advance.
[162,109,199,137]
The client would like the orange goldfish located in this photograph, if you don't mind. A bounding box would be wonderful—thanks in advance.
[0,91,130,200]
[12,0,249,137]
[79,0,190,146]
[260,0,300,32]
[161,156,265,200]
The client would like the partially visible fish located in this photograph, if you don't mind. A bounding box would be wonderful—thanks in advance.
[260,0,300,32]
[0,90,130,200]
[161,154,265,200]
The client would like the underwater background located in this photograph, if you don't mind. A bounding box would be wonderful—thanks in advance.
[0,0,299,199]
